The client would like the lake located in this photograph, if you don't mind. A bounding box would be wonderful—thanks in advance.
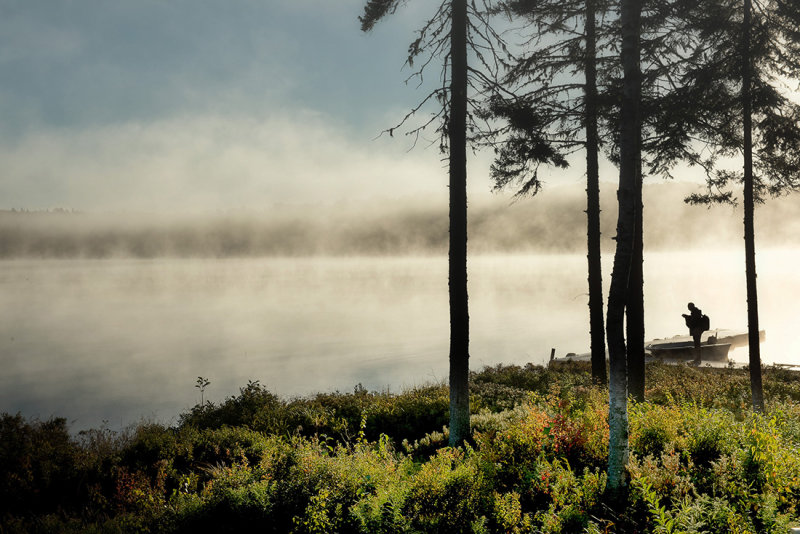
[1,249,798,431]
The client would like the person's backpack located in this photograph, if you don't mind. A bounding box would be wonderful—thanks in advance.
[701,314,710,331]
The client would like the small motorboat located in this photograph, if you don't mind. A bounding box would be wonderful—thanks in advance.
[645,329,765,363]
[647,341,731,362]
[548,329,764,367]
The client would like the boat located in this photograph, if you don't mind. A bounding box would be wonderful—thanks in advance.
[647,341,731,362]
[548,329,765,367]
[710,329,766,348]
[645,329,766,363]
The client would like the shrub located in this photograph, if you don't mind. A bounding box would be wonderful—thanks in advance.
[0,414,82,517]
[629,403,681,459]
[362,385,450,444]
[476,390,607,490]
[267,436,413,533]
[180,381,452,448]
[7,362,800,532]
[490,491,532,533]
[512,458,606,533]
[683,406,737,473]
[189,426,272,468]
[403,447,491,534]
[174,477,273,533]
[178,380,284,431]
[471,382,531,412]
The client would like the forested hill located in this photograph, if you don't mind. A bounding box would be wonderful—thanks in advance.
[2,182,799,258]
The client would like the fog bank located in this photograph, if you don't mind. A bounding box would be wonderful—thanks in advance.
[2,182,799,258]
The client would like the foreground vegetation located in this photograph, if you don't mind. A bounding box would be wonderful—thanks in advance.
[3,362,800,533]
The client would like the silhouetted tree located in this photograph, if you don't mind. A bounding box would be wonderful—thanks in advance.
[681,0,800,412]
[488,0,717,397]
[488,0,611,385]
[486,0,798,487]
[603,0,774,402]
[611,0,713,403]
[360,0,505,445]
[741,0,763,412]
[448,0,471,447]
[584,0,607,387]
[607,0,641,491]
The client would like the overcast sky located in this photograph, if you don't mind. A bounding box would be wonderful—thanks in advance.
[2,0,514,211]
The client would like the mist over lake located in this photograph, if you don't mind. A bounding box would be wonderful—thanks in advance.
[3,183,800,431]
[2,247,799,432]
[4,183,800,258]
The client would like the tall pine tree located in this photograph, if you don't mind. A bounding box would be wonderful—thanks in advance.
[360,0,507,445]
[680,0,800,411]
[488,0,613,385]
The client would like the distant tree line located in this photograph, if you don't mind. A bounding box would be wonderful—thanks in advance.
[3,184,800,257]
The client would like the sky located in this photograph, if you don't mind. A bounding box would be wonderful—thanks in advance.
[0,0,512,212]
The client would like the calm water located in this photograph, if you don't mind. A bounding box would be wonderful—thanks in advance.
[1,250,798,431]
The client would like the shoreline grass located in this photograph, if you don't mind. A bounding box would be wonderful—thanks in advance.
[2,362,800,533]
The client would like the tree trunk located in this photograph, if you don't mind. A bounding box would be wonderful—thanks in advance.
[607,0,641,490]
[626,154,645,403]
[449,0,471,446]
[585,0,607,386]
[742,0,764,412]
[607,196,631,490]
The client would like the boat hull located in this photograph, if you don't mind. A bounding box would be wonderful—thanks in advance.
[648,342,731,362]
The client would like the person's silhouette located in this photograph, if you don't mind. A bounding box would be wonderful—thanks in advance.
[682,302,708,364]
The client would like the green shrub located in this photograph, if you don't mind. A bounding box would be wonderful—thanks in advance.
[180,381,452,448]
[683,406,737,469]
[629,403,681,459]
[472,362,594,395]
[471,382,531,412]
[403,447,490,534]
[490,491,532,533]
[7,362,800,532]
[179,380,284,431]
[189,426,272,468]
[174,479,273,533]
[0,414,82,517]
[267,436,412,533]
[476,390,607,492]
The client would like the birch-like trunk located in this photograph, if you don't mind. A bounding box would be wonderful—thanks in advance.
[607,0,641,490]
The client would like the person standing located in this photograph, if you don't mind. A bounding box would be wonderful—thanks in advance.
[682,302,708,364]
